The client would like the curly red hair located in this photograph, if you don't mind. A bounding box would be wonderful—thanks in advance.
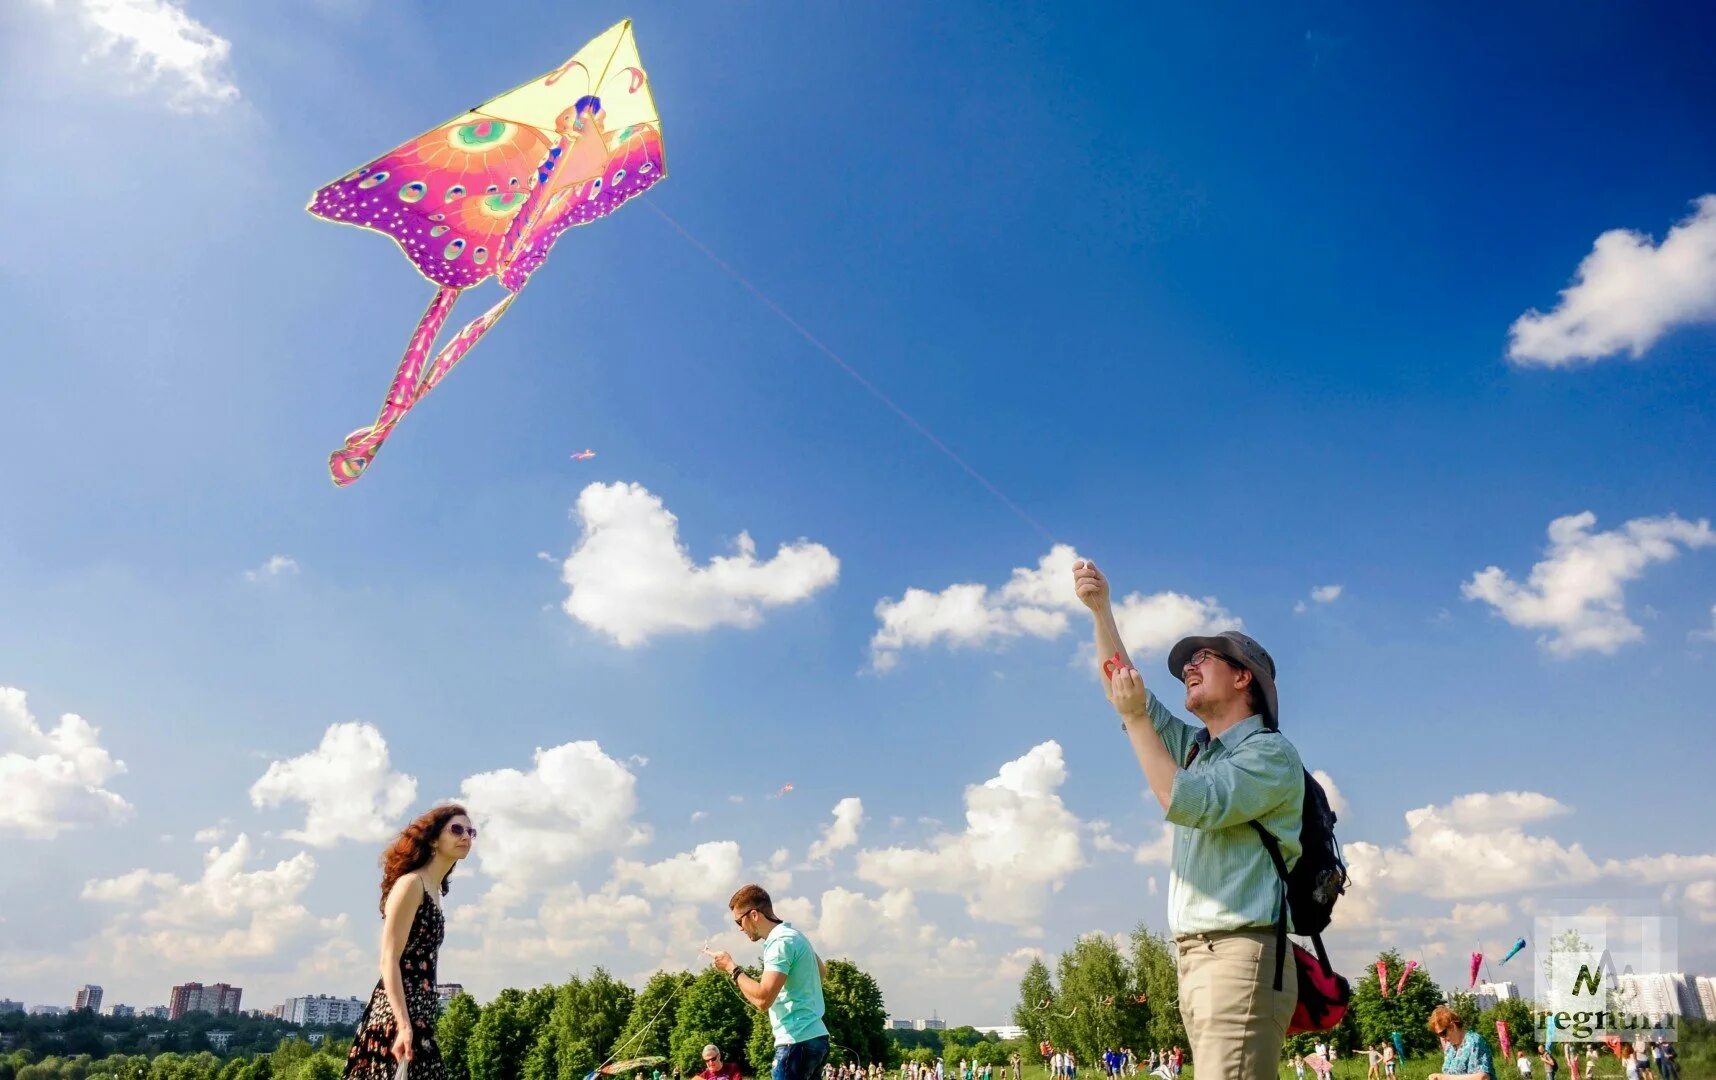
[379,803,469,914]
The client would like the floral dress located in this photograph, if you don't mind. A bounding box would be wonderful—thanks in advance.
[345,881,446,1080]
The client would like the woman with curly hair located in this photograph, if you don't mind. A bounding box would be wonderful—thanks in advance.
[344,804,475,1080]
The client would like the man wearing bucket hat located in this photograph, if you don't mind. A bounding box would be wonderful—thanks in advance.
[1073,559,1304,1079]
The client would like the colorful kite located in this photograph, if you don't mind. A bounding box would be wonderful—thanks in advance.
[1501,937,1527,965]
[571,449,597,461]
[1391,1033,1404,1061]
[1544,1012,1557,1052]
[770,783,794,799]
[1395,959,1418,995]
[1377,959,1390,997]
[1470,951,1484,988]
[308,20,666,486]
[1496,1021,1511,1060]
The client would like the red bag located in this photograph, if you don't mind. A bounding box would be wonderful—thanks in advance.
[1287,942,1350,1034]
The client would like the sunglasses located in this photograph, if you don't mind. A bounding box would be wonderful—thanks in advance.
[448,823,478,839]
[734,909,754,929]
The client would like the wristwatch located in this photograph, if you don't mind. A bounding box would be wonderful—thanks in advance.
[729,965,742,985]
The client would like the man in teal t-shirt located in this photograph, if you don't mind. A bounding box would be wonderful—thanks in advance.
[705,884,830,1080]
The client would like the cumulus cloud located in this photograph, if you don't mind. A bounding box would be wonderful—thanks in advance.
[1508,196,1716,366]
[0,687,131,839]
[611,841,744,904]
[806,798,865,864]
[558,482,839,647]
[244,555,299,582]
[856,742,1084,927]
[1312,770,1348,818]
[44,0,241,111]
[249,722,417,846]
[82,835,341,966]
[459,741,650,906]
[871,545,1239,671]
[1462,511,1714,655]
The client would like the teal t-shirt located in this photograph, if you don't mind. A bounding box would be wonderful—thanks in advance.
[761,921,828,1045]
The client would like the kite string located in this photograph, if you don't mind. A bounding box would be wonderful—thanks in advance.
[596,940,708,1074]
[644,201,1060,548]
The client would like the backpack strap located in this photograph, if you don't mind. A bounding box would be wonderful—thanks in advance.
[1250,822,1291,992]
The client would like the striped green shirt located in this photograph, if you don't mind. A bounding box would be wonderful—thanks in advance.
[1144,689,1305,938]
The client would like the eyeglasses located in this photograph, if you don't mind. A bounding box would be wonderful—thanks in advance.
[734,909,754,929]
[448,823,478,839]
[1183,649,1234,675]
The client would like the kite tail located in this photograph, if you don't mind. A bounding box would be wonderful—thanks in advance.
[328,287,515,486]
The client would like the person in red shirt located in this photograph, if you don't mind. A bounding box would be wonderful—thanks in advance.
[700,1046,742,1080]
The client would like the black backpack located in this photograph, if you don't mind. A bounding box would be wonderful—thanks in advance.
[1251,766,1349,991]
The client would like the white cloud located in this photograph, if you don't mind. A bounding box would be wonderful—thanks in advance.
[0,687,131,840]
[871,544,1239,671]
[1508,196,1716,366]
[1296,584,1343,613]
[1462,511,1714,655]
[194,824,226,844]
[1308,771,1348,819]
[459,741,650,907]
[806,798,865,864]
[1691,605,1716,644]
[82,835,341,967]
[559,482,839,647]
[1683,881,1716,924]
[243,555,299,582]
[249,722,417,847]
[1133,825,1173,866]
[611,841,744,904]
[46,0,241,112]
[856,742,1084,927]
[690,810,708,824]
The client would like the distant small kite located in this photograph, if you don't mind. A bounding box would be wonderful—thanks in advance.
[571,449,597,460]
[1500,937,1527,965]
[1469,951,1483,988]
[769,783,794,799]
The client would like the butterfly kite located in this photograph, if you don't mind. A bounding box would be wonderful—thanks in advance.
[308,21,666,485]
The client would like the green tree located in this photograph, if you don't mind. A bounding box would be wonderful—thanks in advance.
[1127,925,1185,1053]
[1348,950,1445,1058]
[470,989,538,1080]
[550,969,635,1080]
[610,974,693,1066]
[1446,993,1480,1035]
[745,1008,773,1077]
[1051,934,1146,1062]
[1478,998,1539,1059]
[289,1059,337,1080]
[669,970,752,1075]
[1014,958,1055,1057]
[439,994,482,1080]
[821,961,888,1067]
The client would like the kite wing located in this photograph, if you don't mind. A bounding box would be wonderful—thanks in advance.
[307,20,665,486]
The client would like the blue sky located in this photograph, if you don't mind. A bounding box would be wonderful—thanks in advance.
[3,0,1715,1023]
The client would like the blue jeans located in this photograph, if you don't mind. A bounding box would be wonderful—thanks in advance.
[772,1036,830,1080]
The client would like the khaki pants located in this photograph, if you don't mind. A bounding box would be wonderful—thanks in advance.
[1176,930,1297,1080]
